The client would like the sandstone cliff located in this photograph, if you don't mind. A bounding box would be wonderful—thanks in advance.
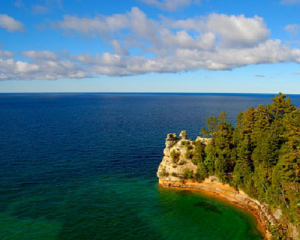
[157,130,210,181]
[157,131,299,240]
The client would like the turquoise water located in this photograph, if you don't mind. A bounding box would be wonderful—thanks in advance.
[1,93,299,239]
[0,175,262,240]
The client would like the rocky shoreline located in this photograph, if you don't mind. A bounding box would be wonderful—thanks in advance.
[159,177,274,239]
[157,131,299,240]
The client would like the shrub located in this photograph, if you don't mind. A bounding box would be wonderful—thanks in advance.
[171,150,180,163]
[185,148,192,159]
[161,168,169,177]
[183,141,193,159]
[179,160,186,165]
[183,169,194,180]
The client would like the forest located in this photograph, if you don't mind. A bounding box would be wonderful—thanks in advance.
[195,93,300,236]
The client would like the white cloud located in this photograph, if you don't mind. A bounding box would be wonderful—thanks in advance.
[141,0,200,11]
[165,14,270,47]
[280,0,300,5]
[111,40,129,55]
[285,24,300,35]
[15,62,40,73]
[52,8,269,53]
[0,56,88,80]
[206,14,269,48]
[1,39,300,80]
[0,50,15,58]
[69,53,98,64]
[1,8,300,80]
[54,13,130,37]
[22,50,58,60]
[0,14,25,33]
[160,29,215,50]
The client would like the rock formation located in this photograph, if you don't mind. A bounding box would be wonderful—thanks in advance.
[157,130,209,181]
[157,131,299,240]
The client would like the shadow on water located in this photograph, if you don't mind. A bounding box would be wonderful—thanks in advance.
[194,201,223,214]
[176,190,193,196]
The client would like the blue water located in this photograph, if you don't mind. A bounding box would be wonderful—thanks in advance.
[1,93,300,240]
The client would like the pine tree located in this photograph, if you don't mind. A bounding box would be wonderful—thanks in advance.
[199,93,300,233]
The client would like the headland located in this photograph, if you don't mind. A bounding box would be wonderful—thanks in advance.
[157,131,299,240]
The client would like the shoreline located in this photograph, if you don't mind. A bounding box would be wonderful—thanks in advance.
[159,178,275,240]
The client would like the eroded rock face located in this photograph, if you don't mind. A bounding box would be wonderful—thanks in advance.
[196,136,211,145]
[157,131,299,240]
[179,130,187,140]
[157,131,210,181]
[165,133,178,148]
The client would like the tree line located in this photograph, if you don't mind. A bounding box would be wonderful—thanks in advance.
[195,93,300,235]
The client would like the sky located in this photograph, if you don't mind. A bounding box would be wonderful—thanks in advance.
[0,0,300,93]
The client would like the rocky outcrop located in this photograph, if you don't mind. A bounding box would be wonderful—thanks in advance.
[157,131,299,240]
[157,130,209,181]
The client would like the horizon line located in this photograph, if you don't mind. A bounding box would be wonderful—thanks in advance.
[0,92,300,95]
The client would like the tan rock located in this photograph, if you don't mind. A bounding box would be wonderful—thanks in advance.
[179,130,187,140]
[158,131,208,181]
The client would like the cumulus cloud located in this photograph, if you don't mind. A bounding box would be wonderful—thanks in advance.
[206,14,269,48]
[1,8,300,80]
[54,14,129,37]
[1,39,300,80]
[73,40,300,75]
[0,14,25,33]
[53,8,154,39]
[280,0,300,5]
[0,50,15,58]
[22,50,58,60]
[0,55,88,80]
[111,40,129,55]
[52,8,270,53]
[141,0,200,11]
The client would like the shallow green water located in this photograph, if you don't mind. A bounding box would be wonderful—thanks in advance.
[0,175,263,240]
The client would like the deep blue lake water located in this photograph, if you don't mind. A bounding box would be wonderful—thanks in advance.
[1,93,300,240]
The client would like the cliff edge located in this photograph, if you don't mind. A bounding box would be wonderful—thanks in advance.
[157,131,299,240]
[157,130,210,181]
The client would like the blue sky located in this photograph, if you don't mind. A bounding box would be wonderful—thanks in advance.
[0,0,300,93]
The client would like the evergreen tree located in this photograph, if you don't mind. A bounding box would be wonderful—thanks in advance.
[197,93,300,233]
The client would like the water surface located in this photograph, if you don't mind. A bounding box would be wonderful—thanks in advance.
[1,93,300,240]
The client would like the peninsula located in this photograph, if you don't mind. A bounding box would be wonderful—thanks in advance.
[157,94,300,240]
